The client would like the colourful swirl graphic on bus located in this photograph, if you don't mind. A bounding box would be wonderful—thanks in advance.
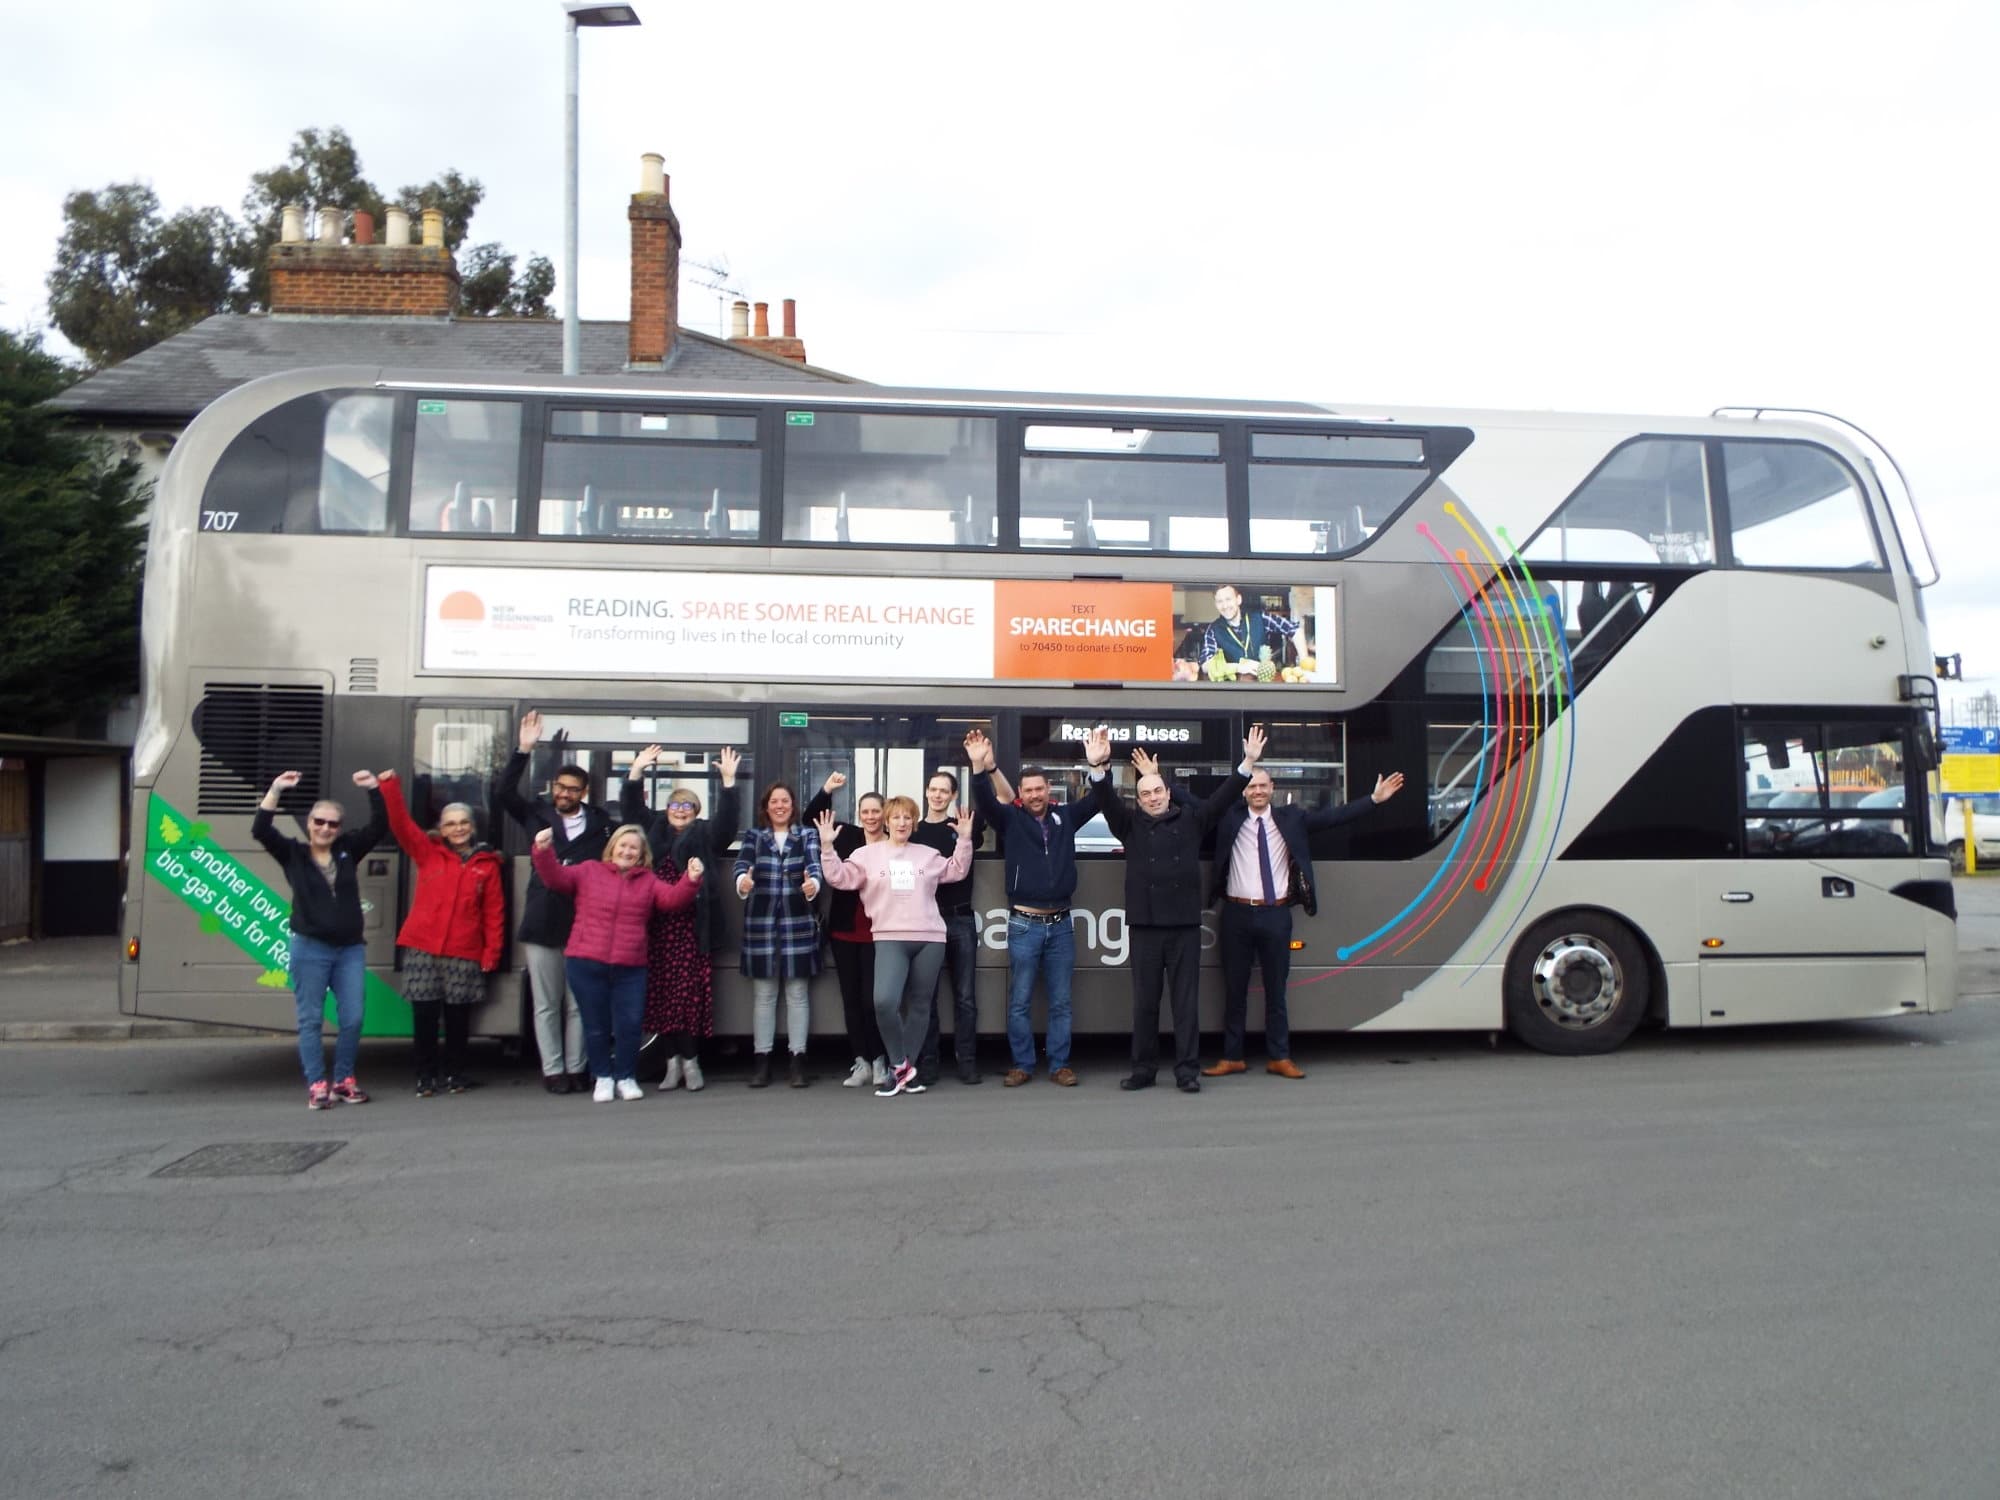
[1323,500,1579,978]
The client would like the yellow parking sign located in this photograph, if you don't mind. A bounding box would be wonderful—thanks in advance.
[1941,753,2000,794]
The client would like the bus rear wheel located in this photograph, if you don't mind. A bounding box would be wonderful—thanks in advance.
[1504,910,1649,1056]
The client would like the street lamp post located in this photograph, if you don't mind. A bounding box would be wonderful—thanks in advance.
[562,3,642,377]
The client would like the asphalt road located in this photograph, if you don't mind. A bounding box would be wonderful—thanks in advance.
[5,996,2000,1499]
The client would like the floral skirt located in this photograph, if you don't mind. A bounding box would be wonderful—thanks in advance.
[401,948,486,1006]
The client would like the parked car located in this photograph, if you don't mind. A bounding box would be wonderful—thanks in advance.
[1940,796,2000,873]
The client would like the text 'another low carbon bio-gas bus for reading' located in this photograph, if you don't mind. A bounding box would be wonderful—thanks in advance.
[120,366,1957,1056]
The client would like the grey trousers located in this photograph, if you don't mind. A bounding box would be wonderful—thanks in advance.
[522,941,584,1077]
[873,939,945,1066]
[752,976,811,1056]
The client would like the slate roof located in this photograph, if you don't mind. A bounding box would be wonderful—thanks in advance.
[48,314,861,422]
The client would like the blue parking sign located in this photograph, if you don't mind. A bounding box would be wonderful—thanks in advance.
[1940,726,1998,754]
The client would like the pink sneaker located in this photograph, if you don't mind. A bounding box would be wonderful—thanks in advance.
[329,1077,370,1105]
[307,1081,333,1111]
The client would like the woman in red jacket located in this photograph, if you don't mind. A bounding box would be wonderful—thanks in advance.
[531,823,700,1102]
[381,773,506,1096]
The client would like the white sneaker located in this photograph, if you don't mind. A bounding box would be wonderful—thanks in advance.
[872,1057,890,1087]
[615,1078,643,1102]
[658,1056,683,1092]
[591,1077,615,1103]
[842,1057,871,1088]
[682,1057,705,1092]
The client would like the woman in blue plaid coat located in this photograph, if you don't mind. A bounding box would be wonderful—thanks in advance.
[733,781,824,1089]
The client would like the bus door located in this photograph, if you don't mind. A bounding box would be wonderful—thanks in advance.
[1696,717,1931,1024]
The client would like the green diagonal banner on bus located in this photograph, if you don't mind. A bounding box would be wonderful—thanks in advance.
[143,793,412,1036]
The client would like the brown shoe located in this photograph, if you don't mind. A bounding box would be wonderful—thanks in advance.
[1266,1058,1306,1080]
[1201,1059,1247,1077]
[1051,1067,1078,1087]
[1002,1068,1031,1087]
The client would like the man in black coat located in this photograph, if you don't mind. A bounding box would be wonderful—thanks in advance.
[492,710,615,1093]
[1203,761,1407,1080]
[1101,725,1265,1093]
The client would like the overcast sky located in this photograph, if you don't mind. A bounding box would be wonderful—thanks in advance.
[4,0,1994,703]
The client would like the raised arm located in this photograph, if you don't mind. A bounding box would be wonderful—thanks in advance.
[813,809,863,889]
[802,769,844,825]
[492,711,543,832]
[529,828,583,895]
[650,862,700,914]
[252,771,302,861]
[1195,724,1264,831]
[940,809,976,883]
[619,745,662,835]
[377,771,429,860]
[1302,771,1407,831]
[341,773,389,856]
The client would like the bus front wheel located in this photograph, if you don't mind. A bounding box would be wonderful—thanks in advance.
[1504,911,1649,1056]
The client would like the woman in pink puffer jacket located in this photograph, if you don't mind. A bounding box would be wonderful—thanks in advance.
[531,823,699,1102]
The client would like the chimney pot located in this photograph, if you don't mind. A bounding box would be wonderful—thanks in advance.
[730,300,750,338]
[352,210,375,246]
[280,204,306,244]
[753,301,770,337]
[316,206,343,244]
[420,208,445,248]
[639,152,666,196]
[782,298,797,338]
[626,157,683,369]
[385,207,411,247]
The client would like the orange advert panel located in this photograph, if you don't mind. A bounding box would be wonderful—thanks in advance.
[993,580,1174,681]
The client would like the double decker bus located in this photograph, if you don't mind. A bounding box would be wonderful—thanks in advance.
[120,366,1956,1056]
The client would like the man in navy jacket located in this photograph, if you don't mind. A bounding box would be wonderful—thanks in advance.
[1203,764,1406,1079]
[965,726,1112,1087]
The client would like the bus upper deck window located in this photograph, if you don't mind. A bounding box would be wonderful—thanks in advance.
[782,411,998,547]
[1724,442,1883,570]
[410,399,522,535]
[1522,438,1716,567]
[1247,431,1431,557]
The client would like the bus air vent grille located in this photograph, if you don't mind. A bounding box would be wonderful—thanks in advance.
[347,658,380,693]
[193,684,328,815]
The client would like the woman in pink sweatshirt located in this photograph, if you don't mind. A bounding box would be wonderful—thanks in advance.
[815,798,973,1098]
[531,824,700,1102]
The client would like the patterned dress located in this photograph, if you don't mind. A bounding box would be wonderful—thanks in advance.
[642,852,714,1038]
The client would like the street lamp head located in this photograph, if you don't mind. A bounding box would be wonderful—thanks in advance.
[565,2,641,23]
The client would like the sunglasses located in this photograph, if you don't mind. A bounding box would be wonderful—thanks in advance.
[309,817,342,829]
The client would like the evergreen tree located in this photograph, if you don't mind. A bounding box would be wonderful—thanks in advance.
[0,330,148,732]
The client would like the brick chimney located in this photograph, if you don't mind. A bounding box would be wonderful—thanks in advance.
[627,153,680,369]
[729,295,809,364]
[267,202,461,318]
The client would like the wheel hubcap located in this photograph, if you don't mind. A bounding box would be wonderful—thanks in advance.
[1530,936,1622,1030]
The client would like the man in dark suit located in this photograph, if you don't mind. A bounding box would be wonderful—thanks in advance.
[1101,726,1264,1093]
[1202,763,1406,1080]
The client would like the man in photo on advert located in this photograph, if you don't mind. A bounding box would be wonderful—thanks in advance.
[1197,584,1302,683]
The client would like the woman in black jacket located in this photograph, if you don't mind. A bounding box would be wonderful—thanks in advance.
[253,769,389,1110]
[620,744,741,1092]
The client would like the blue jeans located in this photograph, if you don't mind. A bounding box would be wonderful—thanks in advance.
[566,957,646,1081]
[288,932,366,1086]
[1006,914,1074,1072]
[919,911,980,1074]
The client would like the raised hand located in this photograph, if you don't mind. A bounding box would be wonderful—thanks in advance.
[518,710,543,752]
[1084,725,1112,767]
[822,771,848,794]
[718,746,741,785]
[954,806,975,841]
[1244,722,1268,766]
[813,808,840,844]
[351,769,380,790]
[1130,746,1160,779]
[1371,771,1407,804]
[533,827,555,850]
[269,770,303,793]
[632,744,663,772]
[963,728,993,772]
[683,857,704,883]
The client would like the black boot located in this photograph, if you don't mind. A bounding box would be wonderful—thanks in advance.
[788,1053,809,1088]
[748,1053,771,1089]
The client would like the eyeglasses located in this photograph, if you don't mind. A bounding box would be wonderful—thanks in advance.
[552,783,587,796]
[309,817,342,829]
[666,800,699,811]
